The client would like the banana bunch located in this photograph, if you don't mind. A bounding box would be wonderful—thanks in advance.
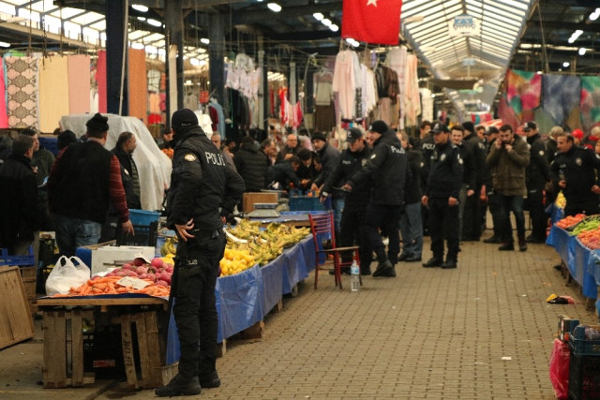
[160,237,178,256]
[227,219,262,240]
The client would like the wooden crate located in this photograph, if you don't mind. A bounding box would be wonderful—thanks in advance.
[0,266,35,349]
[243,192,278,212]
[19,266,37,313]
[42,309,96,388]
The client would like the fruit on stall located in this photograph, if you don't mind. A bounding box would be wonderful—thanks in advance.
[219,248,255,276]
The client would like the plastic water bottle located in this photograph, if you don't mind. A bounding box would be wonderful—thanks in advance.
[350,261,360,292]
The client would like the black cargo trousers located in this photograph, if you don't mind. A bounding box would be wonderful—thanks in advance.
[173,229,226,380]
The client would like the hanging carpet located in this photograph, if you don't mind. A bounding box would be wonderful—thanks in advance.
[5,55,40,129]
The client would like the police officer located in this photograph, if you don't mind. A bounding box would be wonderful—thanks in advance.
[343,120,407,278]
[523,121,551,243]
[461,121,487,241]
[418,121,435,236]
[321,127,373,275]
[551,132,600,217]
[422,122,463,269]
[156,109,245,397]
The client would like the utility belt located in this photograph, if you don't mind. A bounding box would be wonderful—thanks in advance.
[190,228,223,239]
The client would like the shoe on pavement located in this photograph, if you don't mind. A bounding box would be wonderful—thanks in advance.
[441,259,457,269]
[498,243,514,251]
[525,235,545,243]
[422,257,442,268]
[399,252,410,261]
[405,255,422,262]
[361,268,372,276]
[483,236,501,244]
[518,241,527,252]
[199,371,221,388]
[373,260,393,277]
[156,374,201,397]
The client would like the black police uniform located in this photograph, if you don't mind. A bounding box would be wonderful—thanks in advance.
[348,131,407,271]
[525,133,551,241]
[461,133,487,240]
[167,126,245,383]
[322,144,373,273]
[426,141,463,264]
[419,133,435,235]
[551,145,600,216]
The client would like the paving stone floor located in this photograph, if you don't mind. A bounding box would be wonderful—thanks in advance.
[1,232,597,399]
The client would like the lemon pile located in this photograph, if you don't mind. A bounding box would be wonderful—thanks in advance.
[219,248,255,276]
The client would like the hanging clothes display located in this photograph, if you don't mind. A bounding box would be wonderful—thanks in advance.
[404,54,421,127]
[67,55,91,115]
[314,68,336,131]
[147,69,161,93]
[332,50,361,120]
[388,47,407,129]
[542,74,580,127]
[96,50,107,113]
[505,69,541,122]
[184,92,199,111]
[361,64,378,119]
[209,100,226,138]
[5,54,40,129]
[39,56,70,132]
[419,88,433,122]
[580,76,600,132]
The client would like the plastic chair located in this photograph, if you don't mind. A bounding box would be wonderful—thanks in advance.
[308,211,361,290]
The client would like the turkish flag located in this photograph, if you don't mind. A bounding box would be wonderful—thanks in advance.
[342,0,402,45]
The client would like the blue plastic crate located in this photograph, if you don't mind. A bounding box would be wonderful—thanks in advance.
[128,209,160,226]
[289,196,331,211]
[0,246,35,266]
[38,136,59,156]
[117,221,158,247]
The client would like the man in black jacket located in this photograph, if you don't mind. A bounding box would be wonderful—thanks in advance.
[0,134,43,263]
[233,136,268,195]
[343,121,407,278]
[48,113,134,256]
[524,121,551,243]
[156,109,245,397]
[422,122,464,269]
[461,121,487,241]
[266,155,302,190]
[550,132,600,217]
[321,128,373,274]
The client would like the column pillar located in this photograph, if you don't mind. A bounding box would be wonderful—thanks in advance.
[105,0,128,115]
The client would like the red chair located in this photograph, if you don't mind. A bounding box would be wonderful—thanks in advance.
[308,211,361,290]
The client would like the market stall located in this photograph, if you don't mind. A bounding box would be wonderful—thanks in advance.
[38,222,318,388]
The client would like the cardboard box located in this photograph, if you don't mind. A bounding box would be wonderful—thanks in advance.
[76,244,156,276]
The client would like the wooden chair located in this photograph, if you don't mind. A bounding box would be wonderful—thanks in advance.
[308,211,361,290]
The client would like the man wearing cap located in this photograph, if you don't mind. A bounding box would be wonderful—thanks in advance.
[48,113,134,257]
[523,121,551,243]
[486,124,530,252]
[311,131,342,231]
[156,109,245,397]
[321,127,373,275]
[343,120,407,277]
[422,122,463,269]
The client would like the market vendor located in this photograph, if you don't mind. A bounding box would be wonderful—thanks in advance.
[156,109,244,397]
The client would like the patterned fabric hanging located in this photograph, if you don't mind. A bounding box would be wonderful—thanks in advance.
[5,55,40,128]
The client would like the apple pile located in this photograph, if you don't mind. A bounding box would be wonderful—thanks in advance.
[104,257,174,287]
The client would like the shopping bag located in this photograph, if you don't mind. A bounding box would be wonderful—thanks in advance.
[45,256,91,296]
[549,338,570,399]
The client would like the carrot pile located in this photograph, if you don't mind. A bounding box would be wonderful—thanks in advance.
[556,214,586,229]
[52,275,170,298]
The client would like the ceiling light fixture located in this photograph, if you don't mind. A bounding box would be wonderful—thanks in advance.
[321,18,332,27]
[201,38,209,44]
[568,30,583,44]
[563,61,570,68]
[131,42,145,50]
[313,12,324,21]
[137,16,146,21]
[579,47,587,56]
[0,41,10,48]
[589,8,600,21]
[147,18,162,27]
[267,3,282,12]
[329,24,339,32]
[132,4,149,12]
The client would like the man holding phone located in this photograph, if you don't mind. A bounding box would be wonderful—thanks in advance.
[485,124,530,252]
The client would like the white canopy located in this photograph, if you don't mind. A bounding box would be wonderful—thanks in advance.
[59,114,172,212]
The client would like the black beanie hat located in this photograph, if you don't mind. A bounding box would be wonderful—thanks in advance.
[86,113,109,136]
[311,131,327,142]
[172,109,199,132]
[369,120,388,134]
[462,121,475,133]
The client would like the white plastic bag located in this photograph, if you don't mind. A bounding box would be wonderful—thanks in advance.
[45,256,91,296]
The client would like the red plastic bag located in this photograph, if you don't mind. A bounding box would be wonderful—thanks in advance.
[549,338,570,399]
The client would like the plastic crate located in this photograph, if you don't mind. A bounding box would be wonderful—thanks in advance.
[116,221,158,247]
[128,209,160,226]
[289,196,331,211]
[0,247,35,266]
[568,353,600,399]
[38,136,59,156]
[570,326,600,356]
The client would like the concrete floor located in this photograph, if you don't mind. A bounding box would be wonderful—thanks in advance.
[0,232,596,399]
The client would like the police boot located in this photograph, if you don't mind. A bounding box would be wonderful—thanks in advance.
[518,235,527,252]
[199,371,221,388]
[155,374,201,397]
